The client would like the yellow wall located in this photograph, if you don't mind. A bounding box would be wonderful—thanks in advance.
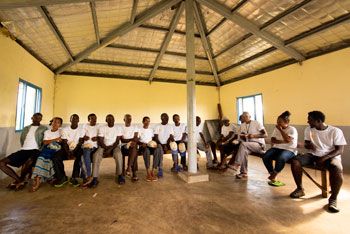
[54,75,219,124]
[0,33,55,127]
[220,48,350,126]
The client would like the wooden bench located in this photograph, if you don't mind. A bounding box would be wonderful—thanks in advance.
[249,150,328,198]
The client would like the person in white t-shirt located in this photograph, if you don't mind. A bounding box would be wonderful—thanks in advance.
[290,111,347,213]
[120,114,139,182]
[31,117,63,192]
[80,113,99,185]
[171,114,187,172]
[195,116,215,169]
[52,114,84,188]
[154,113,175,178]
[88,114,124,188]
[262,111,298,186]
[0,113,47,191]
[216,117,237,169]
[230,112,267,179]
[138,116,159,182]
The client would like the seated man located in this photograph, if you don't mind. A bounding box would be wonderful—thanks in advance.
[215,117,237,169]
[0,113,47,190]
[120,114,139,182]
[230,112,267,179]
[154,113,175,178]
[138,116,158,182]
[171,114,187,171]
[290,111,346,213]
[52,114,84,187]
[89,114,124,187]
[195,116,215,169]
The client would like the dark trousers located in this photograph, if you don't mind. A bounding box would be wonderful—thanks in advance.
[52,148,82,181]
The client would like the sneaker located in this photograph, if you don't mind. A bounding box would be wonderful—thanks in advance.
[54,177,69,188]
[176,165,183,172]
[268,180,285,187]
[117,175,125,185]
[328,199,340,213]
[69,178,80,187]
[157,168,163,178]
[90,178,99,188]
[151,171,158,181]
[290,188,305,198]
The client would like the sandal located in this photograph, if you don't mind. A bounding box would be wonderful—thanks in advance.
[30,179,40,192]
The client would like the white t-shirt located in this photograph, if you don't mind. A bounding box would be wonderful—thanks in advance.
[304,125,347,158]
[173,123,186,141]
[221,123,236,141]
[238,120,265,145]
[61,126,84,145]
[44,129,61,141]
[22,126,39,150]
[271,126,298,154]
[120,125,139,139]
[98,125,121,147]
[83,124,99,148]
[154,124,174,144]
[138,127,154,144]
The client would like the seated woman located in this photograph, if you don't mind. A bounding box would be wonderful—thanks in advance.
[31,117,63,192]
[262,111,298,186]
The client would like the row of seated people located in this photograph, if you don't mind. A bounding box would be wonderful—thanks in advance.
[0,110,346,213]
[212,110,346,213]
[0,112,212,190]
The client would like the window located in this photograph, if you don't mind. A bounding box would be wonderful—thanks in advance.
[15,79,42,131]
[237,94,263,124]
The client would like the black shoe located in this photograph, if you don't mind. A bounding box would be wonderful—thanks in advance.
[328,199,340,213]
[290,188,305,198]
[117,175,125,185]
[54,177,69,188]
[90,178,99,188]
[69,178,80,187]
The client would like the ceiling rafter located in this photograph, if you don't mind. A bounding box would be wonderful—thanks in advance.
[149,2,184,83]
[193,1,220,86]
[90,1,100,45]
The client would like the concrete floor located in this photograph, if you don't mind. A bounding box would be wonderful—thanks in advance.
[0,155,349,234]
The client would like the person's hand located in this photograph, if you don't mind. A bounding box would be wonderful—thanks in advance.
[315,157,327,168]
[83,135,90,141]
[56,137,62,142]
[276,125,283,131]
[205,143,210,149]
[247,134,254,139]
[91,137,98,142]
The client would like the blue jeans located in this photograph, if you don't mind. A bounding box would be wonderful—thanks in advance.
[81,148,95,178]
[262,148,295,173]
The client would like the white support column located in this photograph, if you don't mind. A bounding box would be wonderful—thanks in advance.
[186,0,197,174]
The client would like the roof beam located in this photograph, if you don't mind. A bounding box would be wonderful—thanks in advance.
[60,71,216,86]
[213,0,312,59]
[197,0,305,61]
[38,6,74,61]
[285,12,350,46]
[207,0,249,36]
[0,0,102,9]
[139,24,201,38]
[193,1,220,86]
[149,2,184,83]
[90,1,100,45]
[130,0,138,24]
[107,44,208,60]
[81,59,212,75]
[55,0,182,74]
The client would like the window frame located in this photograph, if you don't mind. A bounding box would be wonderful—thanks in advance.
[236,93,264,124]
[15,79,42,132]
